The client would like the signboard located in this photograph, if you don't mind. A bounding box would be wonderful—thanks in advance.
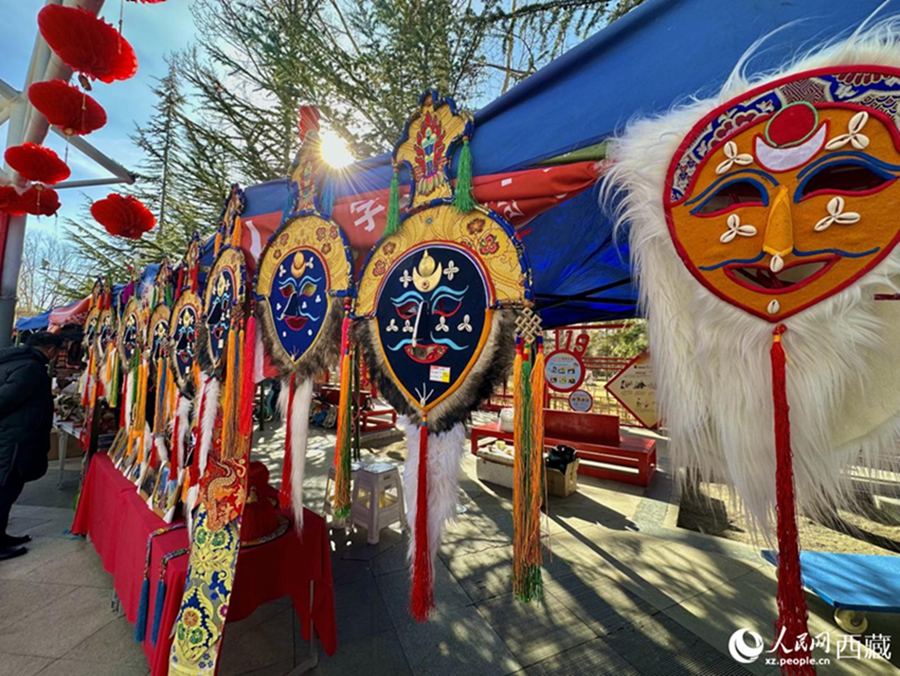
[545,349,585,393]
[604,350,659,429]
[568,389,593,412]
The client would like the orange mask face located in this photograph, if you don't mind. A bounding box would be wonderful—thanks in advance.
[665,66,900,321]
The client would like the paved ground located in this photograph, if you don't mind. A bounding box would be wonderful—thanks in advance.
[1,414,898,676]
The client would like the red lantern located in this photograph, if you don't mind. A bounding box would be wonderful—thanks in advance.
[38,6,138,84]
[0,186,61,217]
[5,144,71,185]
[0,187,24,215]
[91,194,156,239]
[28,80,107,136]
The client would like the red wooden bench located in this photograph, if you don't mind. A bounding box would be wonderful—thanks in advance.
[470,409,656,487]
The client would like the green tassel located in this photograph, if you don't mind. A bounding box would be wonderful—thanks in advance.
[384,168,401,237]
[452,138,476,213]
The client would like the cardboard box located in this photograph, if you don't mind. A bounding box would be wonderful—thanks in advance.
[476,447,514,489]
[546,459,579,498]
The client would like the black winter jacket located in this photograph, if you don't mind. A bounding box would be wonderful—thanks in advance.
[0,346,53,485]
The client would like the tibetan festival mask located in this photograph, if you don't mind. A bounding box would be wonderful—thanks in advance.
[356,92,531,433]
[199,186,248,376]
[83,278,103,352]
[169,290,201,397]
[607,46,900,538]
[256,130,354,381]
[97,307,116,361]
[149,304,171,365]
[117,297,143,368]
[666,65,900,322]
[83,305,100,353]
[200,246,247,376]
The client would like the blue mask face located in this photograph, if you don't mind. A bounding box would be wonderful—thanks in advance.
[98,312,115,353]
[271,249,329,361]
[206,268,235,366]
[174,305,197,385]
[121,314,138,363]
[376,245,488,408]
[151,315,169,364]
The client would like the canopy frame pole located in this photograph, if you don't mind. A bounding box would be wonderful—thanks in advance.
[0,0,106,346]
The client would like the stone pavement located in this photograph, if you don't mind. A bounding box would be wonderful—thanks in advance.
[1,417,898,676]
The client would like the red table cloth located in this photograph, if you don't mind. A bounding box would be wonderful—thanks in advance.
[72,454,337,675]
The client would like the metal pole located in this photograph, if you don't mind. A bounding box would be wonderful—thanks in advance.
[0,0,105,346]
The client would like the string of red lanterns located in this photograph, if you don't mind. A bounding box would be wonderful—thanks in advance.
[1,3,160,238]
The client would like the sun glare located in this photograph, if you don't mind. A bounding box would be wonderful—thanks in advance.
[319,130,355,169]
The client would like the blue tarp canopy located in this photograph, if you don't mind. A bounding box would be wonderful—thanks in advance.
[15,309,51,332]
[233,0,887,328]
[33,0,894,328]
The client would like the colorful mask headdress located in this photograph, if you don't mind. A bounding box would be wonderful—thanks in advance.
[118,278,151,485]
[80,277,104,409]
[169,233,202,499]
[255,108,354,527]
[97,286,120,407]
[606,29,900,672]
[171,186,255,676]
[146,261,177,481]
[356,91,533,620]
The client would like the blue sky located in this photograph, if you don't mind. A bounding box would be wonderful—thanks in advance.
[1,1,197,232]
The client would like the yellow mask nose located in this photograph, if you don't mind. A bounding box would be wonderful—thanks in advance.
[763,186,793,261]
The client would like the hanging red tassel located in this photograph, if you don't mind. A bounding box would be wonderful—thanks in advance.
[410,419,433,622]
[171,392,181,476]
[771,325,814,675]
[279,374,296,510]
[239,314,257,439]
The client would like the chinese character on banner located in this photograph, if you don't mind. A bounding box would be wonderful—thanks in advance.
[349,198,385,232]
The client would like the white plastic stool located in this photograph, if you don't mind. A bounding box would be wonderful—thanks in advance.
[350,462,407,544]
[323,461,362,527]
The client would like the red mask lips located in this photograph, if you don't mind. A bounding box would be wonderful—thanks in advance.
[724,255,837,294]
[285,316,308,331]
[405,343,448,364]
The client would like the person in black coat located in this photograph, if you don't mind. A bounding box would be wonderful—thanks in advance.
[0,331,61,561]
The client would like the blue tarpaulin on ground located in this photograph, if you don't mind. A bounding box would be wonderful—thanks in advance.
[230,0,891,327]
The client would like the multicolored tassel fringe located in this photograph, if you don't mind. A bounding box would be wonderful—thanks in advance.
[513,338,544,602]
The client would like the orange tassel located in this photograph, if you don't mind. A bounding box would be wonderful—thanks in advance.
[231,215,243,248]
[332,308,353,518]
